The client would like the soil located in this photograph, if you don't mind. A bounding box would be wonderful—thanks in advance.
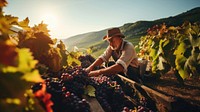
[144,70,200,110]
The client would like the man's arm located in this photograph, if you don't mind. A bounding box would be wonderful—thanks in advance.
[88,63,124,77]
[86,58,104,72]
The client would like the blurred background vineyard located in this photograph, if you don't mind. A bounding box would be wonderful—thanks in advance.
[1,0,200,112]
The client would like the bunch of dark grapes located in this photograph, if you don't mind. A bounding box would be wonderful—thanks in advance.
[78,54,95,68]
[62,91,90,112]
[46,78,90,112]
[89,76,136,112]
[78,55,95,63]
[31,66,92,112]
[45,79,64,112]
[60,66,90,97]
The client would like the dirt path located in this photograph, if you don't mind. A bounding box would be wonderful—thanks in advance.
[144,71,200,111]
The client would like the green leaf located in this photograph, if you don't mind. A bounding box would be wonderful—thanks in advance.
[152,58,159,73]
[18,48,38,72]
[32,21,50,37]
[174,41,186,55]
[1,48,38,73]
[67,53,81,66]
[175,54,189,79]
[84,85,96,97]
[21,69,43,82]
[18,17,30,29]
[149,48,157,58]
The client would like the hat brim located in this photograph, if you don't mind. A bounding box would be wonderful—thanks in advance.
[103,33,125,40]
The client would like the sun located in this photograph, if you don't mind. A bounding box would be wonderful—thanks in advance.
[41,12,56,25]
[39,11,61,38]
[41,12,59,29]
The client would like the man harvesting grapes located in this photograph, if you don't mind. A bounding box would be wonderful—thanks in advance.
[86,28,142,83]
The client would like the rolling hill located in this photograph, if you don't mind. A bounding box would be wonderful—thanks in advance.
[64,7,200,57]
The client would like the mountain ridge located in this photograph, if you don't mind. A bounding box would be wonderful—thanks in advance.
[64,7,200,54]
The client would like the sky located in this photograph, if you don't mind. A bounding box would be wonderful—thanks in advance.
[3,0,200,39]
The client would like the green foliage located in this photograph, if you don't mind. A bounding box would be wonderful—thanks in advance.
[0,2,47,111]
[84,85,96,97]
[138,22,200,83]
[0,42,44,112]
[32,21,50,37]
[0,1,88,111]
[17,21,82,71]
[57,40,68,67]
[66,51,81,67]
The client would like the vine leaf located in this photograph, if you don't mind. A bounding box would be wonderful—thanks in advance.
[16,17,31,33]
[32,22,50,37]
[18,17,29,27]
[84,85,96,97]
[174,41,189,79]
[1,48,43,83]
[67,51,82,66]
[67,54,81,66]
[21,69,43,82]
[17,48,38,73]
[175,54,189,79]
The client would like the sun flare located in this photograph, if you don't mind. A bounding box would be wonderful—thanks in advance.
[38,10,61,38]
[41,12,58,29]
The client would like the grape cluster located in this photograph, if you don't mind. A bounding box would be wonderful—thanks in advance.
[32,63,156,112]
[78,55,95,68]
[45,78,90,112]
[61,66,90,97]
[90,76,136,112]
[31,66,91,112]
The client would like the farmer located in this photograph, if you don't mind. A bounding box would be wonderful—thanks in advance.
[86,28,141,83]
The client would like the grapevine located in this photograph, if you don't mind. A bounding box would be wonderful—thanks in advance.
[1,0,199,111]
[138,22,200,84]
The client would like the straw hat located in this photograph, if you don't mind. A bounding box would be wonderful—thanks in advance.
[103,28,125,40]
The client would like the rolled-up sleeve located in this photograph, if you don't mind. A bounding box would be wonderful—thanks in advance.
[116,43,136,72]
[99,46,112,62]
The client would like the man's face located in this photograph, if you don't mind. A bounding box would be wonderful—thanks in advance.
[107,36,122,50]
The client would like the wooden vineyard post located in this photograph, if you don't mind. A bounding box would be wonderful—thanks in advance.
[117,74,177,112]
[83,95,105,112]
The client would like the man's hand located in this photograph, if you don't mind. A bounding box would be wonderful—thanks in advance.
[85,66,93,73]
[88,70,102,77]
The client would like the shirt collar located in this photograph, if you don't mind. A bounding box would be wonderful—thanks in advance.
[119,40,125,51]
